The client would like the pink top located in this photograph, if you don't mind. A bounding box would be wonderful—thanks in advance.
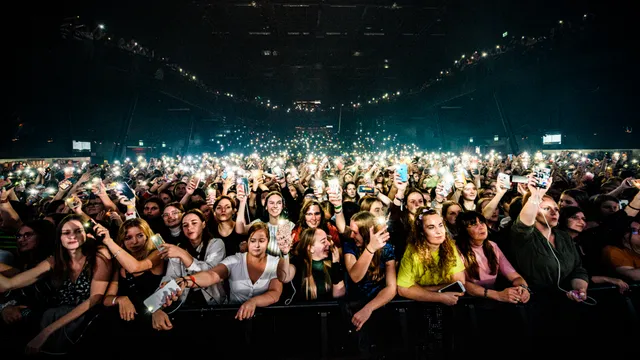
[463,241,517,288]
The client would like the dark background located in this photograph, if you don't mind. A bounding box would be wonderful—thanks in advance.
[1,1,637,160]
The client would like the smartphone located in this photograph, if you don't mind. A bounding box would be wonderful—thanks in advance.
[144,279,180,313]
[119,182,136,200]
[328,178,340,194]
[273,166,284,179]
[511,175,528,184]
[237,177,249,195]
[150,234,166,251]
[59,180,72,191]
[83,220,104,242]
[533,167,551,188]
[221,169,229,180]
[358,185,375,194]
[437,280,466,293]
[397,164,408,182]
[497,173,511,189]
[438,173,455,197]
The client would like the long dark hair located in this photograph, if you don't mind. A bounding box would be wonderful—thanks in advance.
[52,214,99,287]
[297,200,331,234]
[294,227,332,300]
[17,220,56,270]
[455,211,498,280]
[179,209,212,261]
[261,191,288,222]
[409,207,458,282]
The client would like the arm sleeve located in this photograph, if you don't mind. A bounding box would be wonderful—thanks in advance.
[186,239,226,273]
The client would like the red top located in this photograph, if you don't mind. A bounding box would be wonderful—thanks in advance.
[291,223,341,247]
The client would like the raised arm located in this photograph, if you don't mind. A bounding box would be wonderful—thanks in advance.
[518,174,552,226]
[344,227,389,283]
[481,177,509,220]
[0,258,52,292]
[27,249,112,354]
[98,224,163,274]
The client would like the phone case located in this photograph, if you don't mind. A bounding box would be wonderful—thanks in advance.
[397,164,408,182]
[144,280,180,313]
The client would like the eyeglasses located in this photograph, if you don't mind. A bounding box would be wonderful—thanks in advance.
[162,211,182,218]
[16,232,35,240]
[305,212,321,217]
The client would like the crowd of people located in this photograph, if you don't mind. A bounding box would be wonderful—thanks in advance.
[0,148,638,355]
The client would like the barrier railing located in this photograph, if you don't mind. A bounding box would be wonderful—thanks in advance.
[158,283,639,358]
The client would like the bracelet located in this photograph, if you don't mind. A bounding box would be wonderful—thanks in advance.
[334,205,343,211]
[280,253,289,260]
[484,288,488,298]
[112,249,122,259]
[112,296,118,306]
[188,275,197,288]
[628,203,640,211]
[520,285,533,295]
[365,247,375,254]
[0,300,17,312]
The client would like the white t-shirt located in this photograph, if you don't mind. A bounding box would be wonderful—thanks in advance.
[250,219,295,257]
[221,253,279,304]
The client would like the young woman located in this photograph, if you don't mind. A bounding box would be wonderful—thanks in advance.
[151,209,226,331]
[162,222,282,321]
[396,208,466,305]
[510,175,589,298]
[276,227,345,301]
[343,211,396,331]
[559,207,629,292]
[559,189,589,210]
[456,211,530,303]
[603,219,640,281]
[291,200,341,247]
[211,196,246,256]
[457,182,478,211]
[0,214,112,354]
[343,182,358,203]
[99,218,165,322]
[237,190,295,257]
[442,201,462,238]
[1,221,55,329]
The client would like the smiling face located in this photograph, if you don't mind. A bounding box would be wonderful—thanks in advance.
[60,220,86,250]
[162,206,183,228]
[462,183,477,201]
[309,229,330,261]
[182,213,205,241]
[266,194,283,219]
[214,198,234,222]
[16,226,38,253]
[248,229,268,257]
[349,221,363,246]
[566,211,586,233]
[304,204,322,228]
[123,226,147,253]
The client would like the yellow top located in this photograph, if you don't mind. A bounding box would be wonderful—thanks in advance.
[397,243,465,288]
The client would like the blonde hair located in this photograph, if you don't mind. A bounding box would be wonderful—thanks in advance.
[117,218,156,260]
[294,227,331,300]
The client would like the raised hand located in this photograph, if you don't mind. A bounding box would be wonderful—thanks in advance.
[367,226,390,252]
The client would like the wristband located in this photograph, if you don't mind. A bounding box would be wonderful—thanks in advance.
[520,285,533,295]
[188,275,197,288]
[334,205,343,211]
[280,253,289,260]
[330,262,344,285]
